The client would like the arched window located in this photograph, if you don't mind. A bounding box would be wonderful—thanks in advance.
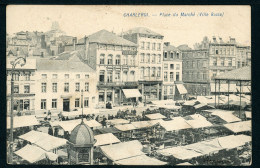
[116,55,120,65]
[100,54,105,64]
[107,54,113,65]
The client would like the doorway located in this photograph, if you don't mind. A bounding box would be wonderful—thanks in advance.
[63,99,70,111]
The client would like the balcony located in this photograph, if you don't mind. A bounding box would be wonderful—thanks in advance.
[98,81,138,88]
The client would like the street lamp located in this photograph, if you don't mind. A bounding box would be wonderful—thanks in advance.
[9,57,26,164]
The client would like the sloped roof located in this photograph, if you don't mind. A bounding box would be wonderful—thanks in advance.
[36,58,94,72]
[178,44,192,51]
[125,27,163,37]
[87,29,137,46]
[214,66,251,81]
[164,44,179,51]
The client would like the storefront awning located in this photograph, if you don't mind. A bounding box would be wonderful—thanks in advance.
[7,115,40,129]
[176,84,187,94]
[122,89,142,98]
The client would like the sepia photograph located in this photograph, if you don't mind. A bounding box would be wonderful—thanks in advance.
[6,5,251,165]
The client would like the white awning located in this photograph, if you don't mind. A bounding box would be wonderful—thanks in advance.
[212,112,241,123]
[115,124,136,131]
[160,117,192,131]
[94,133,121,147]
[15,145,58,163]
[176,84,187,94]
[106,119,130,125]
[122,89,142,98]
[245,111,252,118]
[145,113,166,120]
[115,155,167,165]
[58,119,102,133]
[7,115,40,129]
[224,121,251,133]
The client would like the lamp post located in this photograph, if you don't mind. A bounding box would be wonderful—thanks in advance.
[9,57,26,164]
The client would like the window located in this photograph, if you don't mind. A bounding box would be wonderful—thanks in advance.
[197,60,200,68]
[130,55,135,65]
[212,70,217,77]
[64,83,69,92]
[145,67,150,77]
[123,55,128,65]
[108,54,113,65]
[107,92,112,102]
[41,99,46,109]
[85,82,89,92]
[164,63,168,70]
[151,67,156,77]
[203,72,207,80]
[24,99,30,110]
[170,86,173,94]
[99,92,104,102]
[100,54,105,64]
[164,52,167,59]
[52,74,57,79]
[24,85,30,93]
[176,52,180,59]
[176,64,180,70]
[237,61,241,68]
[75,98,80,108]
[42,74,47,79]
[14,85,19,93]
[146,54,150,63]
[203,60,207,67]
[157,67,161,77]
[13,74,19,81]
[170,64,174,70]
[99,71,105,82]
[164,86,167,94]
[164,72,168,81]
[84,97,89,107]
[52,99,57,109]
[157,43,161,50]
[140,53,145,63]
[115,71,120,81]
[76,74,80,79]
[231,49,234,55]
[65,74,69,79]
[52,83,57,93]
[152,43,156,50]
[140,67,144,79]
[176,72,180,81]
[41,83,46,93]
[25,74,30,81]
[158,54,161,63]
[220,70,225,74]
[146,42,150,50]
[216,50,219,55]
[107,71,113,82]
[213,58,217,66]
[92,97,95,103]
[170,52,174,58]
[151,54,156,63]
[141,41,145,49]
[116,55,120,65]
[221,58,225,66]
[170,72,174,81]
[75,83,80,92]
[192,61,196,68]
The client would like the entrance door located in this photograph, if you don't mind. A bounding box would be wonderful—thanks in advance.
[63,99,70,111]
[114,90,120,105]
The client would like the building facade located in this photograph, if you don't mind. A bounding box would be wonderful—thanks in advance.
[6,58,37,116]
[123,27,164,102]
[163,42,185,100]
[34,58,98,115]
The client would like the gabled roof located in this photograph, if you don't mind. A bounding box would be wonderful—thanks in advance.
[86,29,137,46]
[164,44,180,52]
[124,27,163,37]
[177,44,192,51]
[214,66,251,81]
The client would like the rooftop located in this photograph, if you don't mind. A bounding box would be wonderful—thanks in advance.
[214,66,251,81]
[124,27,163,37]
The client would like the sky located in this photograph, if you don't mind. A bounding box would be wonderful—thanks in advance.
[7,5,251,48]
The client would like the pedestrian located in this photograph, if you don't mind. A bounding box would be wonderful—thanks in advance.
[48,126,53,136]
[54,127,59,137]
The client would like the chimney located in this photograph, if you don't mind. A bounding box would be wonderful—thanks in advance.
[84,36,90,60]
[164,42,170,46]
[219,37,223,43]
[230,37,236,44]
[212,36,217,43]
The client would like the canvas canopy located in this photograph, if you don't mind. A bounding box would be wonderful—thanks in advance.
[15,145,58,163]
[100,140,144,161]
[160,117,192,131]
[106,118,129,125]
[115,124,136,131]
[217,135,251,149]
[58,119,101,132]
[211,112,241,123]
[115,154,167,165]
[19,130,67,151]
[94,127,121,134]
[94,133,120,147]
[131,120,163,129]
[194,103,215,110]
[7,115,39,129]
[154,104,182,110]
[203,109,235,114]
[245,111,252,119]
[145,113,166,120]
[184,114,213,129]
[122,89,142,98]
[176,84,188,94]
[224,121,251,133]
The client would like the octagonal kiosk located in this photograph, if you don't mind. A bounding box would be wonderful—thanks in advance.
[67,121,96,165]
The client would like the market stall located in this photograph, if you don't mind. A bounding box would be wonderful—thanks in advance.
[94,133,120,147]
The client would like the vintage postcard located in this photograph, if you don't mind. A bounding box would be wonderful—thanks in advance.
[6,5,251,165]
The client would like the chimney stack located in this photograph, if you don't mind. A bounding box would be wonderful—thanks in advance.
[164,42,170,47]
[212,36,217,43]
[73,37,77,51]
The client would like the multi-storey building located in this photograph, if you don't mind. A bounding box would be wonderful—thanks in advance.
[182,36,251,96]
[123,27,164,102]
[64,29,139,107]
[6,58,37,115]
[34,57,98,115]
[163,42,186,100]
